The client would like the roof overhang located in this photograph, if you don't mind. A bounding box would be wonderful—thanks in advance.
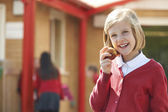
[37,0,134,19]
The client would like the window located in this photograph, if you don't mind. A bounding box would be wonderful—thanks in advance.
[50,10,67,75]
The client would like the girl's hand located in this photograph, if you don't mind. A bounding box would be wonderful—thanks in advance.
[100,47,112,74]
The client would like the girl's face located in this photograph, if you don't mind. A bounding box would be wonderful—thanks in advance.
[108,20,139,62]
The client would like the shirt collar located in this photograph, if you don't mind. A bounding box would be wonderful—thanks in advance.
[115,52,147,68]
[126,52,147,68]
[115,55,124,68]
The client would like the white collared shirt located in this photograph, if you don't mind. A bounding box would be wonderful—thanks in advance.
[115,52,150,77]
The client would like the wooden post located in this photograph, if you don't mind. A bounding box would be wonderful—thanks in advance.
[22,0,35,112]
[78,18,87,112]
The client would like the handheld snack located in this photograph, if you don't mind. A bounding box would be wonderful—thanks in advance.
[104,47,119,60]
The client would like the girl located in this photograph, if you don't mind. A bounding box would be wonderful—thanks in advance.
[35,52,64,112]
[89,8,168,112]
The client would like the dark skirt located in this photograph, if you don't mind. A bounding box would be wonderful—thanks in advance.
[36,92,60,111]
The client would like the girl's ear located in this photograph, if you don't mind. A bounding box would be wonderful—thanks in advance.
[103,31,113,48]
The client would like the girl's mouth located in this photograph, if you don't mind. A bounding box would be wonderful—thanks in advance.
[118,43,129,48]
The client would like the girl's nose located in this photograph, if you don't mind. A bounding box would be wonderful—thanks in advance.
[116,34,124,42]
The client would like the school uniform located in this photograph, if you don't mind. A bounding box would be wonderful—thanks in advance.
[35,72,64,111]
[90,52,168,112]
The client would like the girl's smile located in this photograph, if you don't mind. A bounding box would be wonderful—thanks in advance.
[118,42,129,48]
[108,20,139,62]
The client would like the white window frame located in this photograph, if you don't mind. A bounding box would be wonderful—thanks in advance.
[50,9,68,75]
[0,4,6,60]
[0,4,6,112]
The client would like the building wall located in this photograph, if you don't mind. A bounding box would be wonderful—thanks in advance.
[62,15,80,112]
[0,0,23,112]
[85,16,104,112]
[135,10,168,17]
[0,0,23,71]
[35,2,50,58]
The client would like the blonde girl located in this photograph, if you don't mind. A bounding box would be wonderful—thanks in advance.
[89,8,168,112]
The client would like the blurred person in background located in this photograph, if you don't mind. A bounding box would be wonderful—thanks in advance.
[17,58,40,112]
[86,65,99,84]
[62,84,76,108]
[35,52,64,112]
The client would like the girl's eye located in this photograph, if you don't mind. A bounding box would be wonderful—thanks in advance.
[122,30,129,35]
[111,34,117,38]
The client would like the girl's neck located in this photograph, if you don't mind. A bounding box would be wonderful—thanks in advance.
[123,50,140,62]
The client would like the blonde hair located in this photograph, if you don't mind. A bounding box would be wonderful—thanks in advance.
[103,8,145,51]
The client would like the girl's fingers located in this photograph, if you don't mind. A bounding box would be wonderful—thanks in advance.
[100,46,109,55]
[100,53,112,61]
[100,62,111,67]
[100,59,112,74]
[100,58,111,65]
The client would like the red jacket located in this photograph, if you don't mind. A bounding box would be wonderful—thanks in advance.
[90,59,168,112]
[93,73,99,84]
[35,72,64,99]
